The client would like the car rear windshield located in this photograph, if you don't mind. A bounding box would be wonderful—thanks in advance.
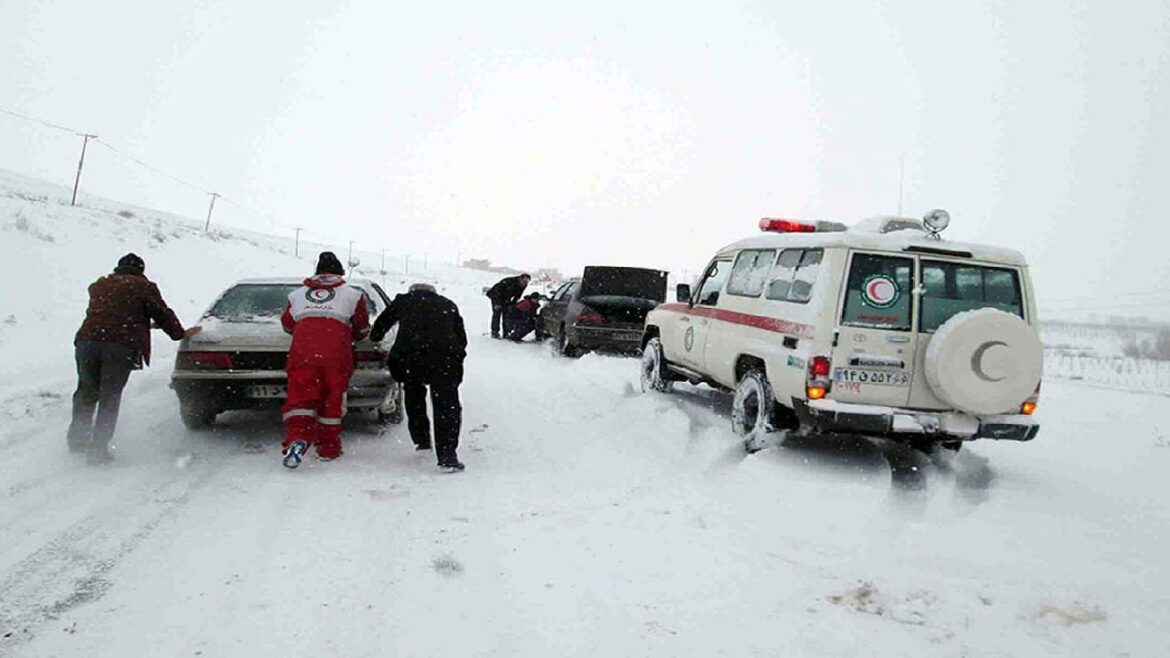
[206,283,380,321]
[920,260,1024,332]
[207,284,298,319]
[579,267,668,301]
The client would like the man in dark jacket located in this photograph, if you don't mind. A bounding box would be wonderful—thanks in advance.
[486,273,530,339]
[69,253,196,463]
[370,283,468,472]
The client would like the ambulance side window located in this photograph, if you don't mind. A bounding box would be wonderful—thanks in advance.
[727,249,776,297]
[766,248,823,304]
[695,260,732,307]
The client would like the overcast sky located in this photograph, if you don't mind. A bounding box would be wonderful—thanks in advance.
[2,0,1168,319]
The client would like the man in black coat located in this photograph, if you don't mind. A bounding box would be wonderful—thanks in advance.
[370,283,468,472]
[485,273,531,339]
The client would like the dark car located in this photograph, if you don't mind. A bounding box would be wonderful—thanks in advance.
[539,266,668,356]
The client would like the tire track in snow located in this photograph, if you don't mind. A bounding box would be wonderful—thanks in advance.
[0,451,225,652]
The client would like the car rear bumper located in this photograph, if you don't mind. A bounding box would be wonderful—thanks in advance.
[565,326,643,353]
[171,368,393,410]
[793,398,1039,442]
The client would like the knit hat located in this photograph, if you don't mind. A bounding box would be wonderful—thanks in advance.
[115,253,146,275]
[316,252,345,276]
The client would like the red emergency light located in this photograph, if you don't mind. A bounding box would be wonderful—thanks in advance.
[759,218,816,233]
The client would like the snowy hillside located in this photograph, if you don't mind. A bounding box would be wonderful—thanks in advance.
[1,170,1168,657]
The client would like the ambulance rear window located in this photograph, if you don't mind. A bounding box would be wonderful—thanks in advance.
[920,261,1023,332]
[841,254,914,331]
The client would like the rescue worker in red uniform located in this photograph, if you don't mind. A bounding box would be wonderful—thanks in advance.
[279,252,370,468]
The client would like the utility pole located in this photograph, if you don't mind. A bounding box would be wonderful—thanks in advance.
[348,240,355,267]
[424,252,428,273]
[71,133,97,206]
[294,227,302,257]
[204,192,220,232]
[404,255,410,276]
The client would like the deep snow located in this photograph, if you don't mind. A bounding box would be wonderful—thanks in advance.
[1,170,1168,657]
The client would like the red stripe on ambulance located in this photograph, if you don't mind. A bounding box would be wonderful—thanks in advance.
[656,303,814,339]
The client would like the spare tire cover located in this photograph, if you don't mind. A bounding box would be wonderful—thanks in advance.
[925,309,1042,415]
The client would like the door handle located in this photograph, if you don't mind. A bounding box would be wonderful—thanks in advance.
[886,335,910,344]
[679,317,691,323]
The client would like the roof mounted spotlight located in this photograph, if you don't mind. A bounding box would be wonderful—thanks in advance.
[923,209,951,240]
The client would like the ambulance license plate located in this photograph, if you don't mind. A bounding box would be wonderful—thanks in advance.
[833,368,909,387]
[246,385,287,399]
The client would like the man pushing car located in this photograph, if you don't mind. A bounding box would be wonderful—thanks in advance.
[279,252,370,468]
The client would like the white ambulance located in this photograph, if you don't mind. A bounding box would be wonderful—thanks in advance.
[640,211,1043,452]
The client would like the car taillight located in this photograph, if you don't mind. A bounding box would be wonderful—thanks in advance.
[177,352,234,370]
[577,309,604,326]
[806,356,831,400]
[1020,380,1041,415]
[808,356,831,380]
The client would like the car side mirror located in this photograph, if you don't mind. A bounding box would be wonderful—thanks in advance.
[676,284,691,304]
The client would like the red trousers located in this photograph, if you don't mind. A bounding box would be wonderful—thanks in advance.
[282,364,351,458]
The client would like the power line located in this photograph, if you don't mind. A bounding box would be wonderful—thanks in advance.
[91,138,214,196]
[0,105,85,136]
[1,104,412,264]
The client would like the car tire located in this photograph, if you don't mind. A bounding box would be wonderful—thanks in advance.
[179,396,216,430]
[557,326,580,358]
[732,370,778,453]
[377,384,405,425]
[639,338,673,393]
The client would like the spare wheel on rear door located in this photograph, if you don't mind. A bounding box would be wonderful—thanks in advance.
[924,308,1042,416]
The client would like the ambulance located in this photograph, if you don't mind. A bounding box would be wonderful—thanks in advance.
[640,211,1043,452]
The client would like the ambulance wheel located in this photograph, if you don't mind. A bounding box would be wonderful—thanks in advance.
[639,338,673,393]
[732,370,777,453]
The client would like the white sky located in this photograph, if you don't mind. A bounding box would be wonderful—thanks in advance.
[2,0,1169,319]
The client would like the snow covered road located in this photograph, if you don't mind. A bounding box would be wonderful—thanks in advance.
[1,172,1168,656]
[2,326,1168,656]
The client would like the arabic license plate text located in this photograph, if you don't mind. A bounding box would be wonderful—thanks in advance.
[833,368,909,387]
[246,385,287,399]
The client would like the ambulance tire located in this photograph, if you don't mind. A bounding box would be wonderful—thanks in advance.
[732,370,777,453]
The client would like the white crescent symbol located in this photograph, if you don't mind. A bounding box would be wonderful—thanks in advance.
[971,341,1008,382]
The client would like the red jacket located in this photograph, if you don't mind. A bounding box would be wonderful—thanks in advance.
[281,275,370,371]
[514,298,540,314]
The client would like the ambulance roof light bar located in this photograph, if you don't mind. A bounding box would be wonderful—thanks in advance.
[759,218,847,234]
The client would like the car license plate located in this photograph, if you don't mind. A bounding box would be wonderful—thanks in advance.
[833,368,909,387]
[246,384,287,398]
